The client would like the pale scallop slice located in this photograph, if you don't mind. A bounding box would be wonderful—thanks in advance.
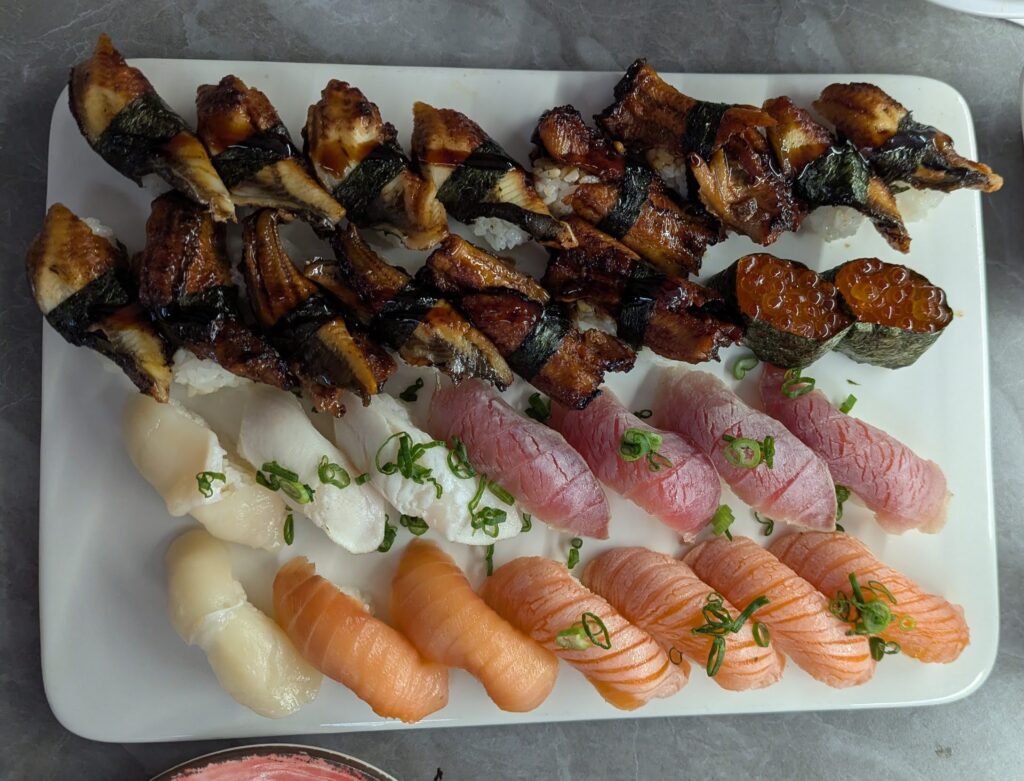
[190,463,286,551]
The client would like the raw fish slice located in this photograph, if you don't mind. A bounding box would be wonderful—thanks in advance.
[274,557,449,722]
[196,76,345,234]
[656,368,837,530]
[549,389,720,539]
[582,548,785,690]
[482,556,687,710]
[237,386,388,553]
[303,81,448,249]
[684,536,875,688]
[25,203,172,400]
[166,529,321,718]
[426,379,610,538]
[391,540,559,711]
[69,34,234,222]
[334,391,523,545]
[759,365,948,533]
[769,532,969,663]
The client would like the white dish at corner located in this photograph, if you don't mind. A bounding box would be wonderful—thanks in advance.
[38,60,997,742]
[925,0,1024,17]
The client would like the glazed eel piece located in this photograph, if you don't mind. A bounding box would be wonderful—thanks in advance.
[419,235,636,409]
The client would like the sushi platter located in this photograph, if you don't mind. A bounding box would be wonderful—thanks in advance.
[37,49,997,741]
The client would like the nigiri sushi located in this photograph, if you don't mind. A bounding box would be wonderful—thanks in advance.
[770,532,969,663]
[482,556,687,710]
[333,391,523,545]
[684,536,875,688]
[656,368,837,531]
[759,365,949,534]
[582,548,785,690]
[391,540,559,711]
[237,386,388,553]
[549,389,720,540]
[166,529,321,717]
[274,556,449,722]
[426,379,611,538]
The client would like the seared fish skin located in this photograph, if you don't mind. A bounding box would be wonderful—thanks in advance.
[241,210,395,413]
[814,82,1002,193]
[763,97,910,253]
[69,34,234,223]
[195,76,345,235]
[412,102,576,248]
[420,235,635,409]
[26,203,172,401]
[304,81,448,250]
[134,192,295,390]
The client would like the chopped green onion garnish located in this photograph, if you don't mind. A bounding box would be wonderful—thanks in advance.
[525,393,551,423]
[355,472,370,485]
[318,455,351,489]
[399,377,425,402]
[399,514,429,536]
[633,409,653,419]
[619,428,672,472]
[753,512,774,536]
[468,473,506,537]
[283,513,294,545]
[555,623,591,650]
[781,368,815,398]
[262,461,300,483]
[555,612,611,651]
[377,517,397,552]
[722,434,763,469]
[828,573,905,663]
[487,481,515,505]
[668,646,685,666]
[581,612,611,649]
[835,522,845,533]
[897,615,917,632]
[706,636,726,676]
[446,436,476,479]
[257,461,315,504]
[835,484,850,522]
[521,513,532,533]
[375,431,444,498]
[869,636,901,661]
[839,394,857,414]
[691,592,769,677]
[484,544,495,576]
[732,354,759,380]
[762,435,775,469]
[567,538,582,570]
[711,505,735,540]
[195,471,226,498]
[752,622,770,647]
[847,379,860,386]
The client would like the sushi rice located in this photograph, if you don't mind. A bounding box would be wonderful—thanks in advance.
[532,159,600,218]
[172,348,250,396]
[471,216,530,251]
[895,186,944,223]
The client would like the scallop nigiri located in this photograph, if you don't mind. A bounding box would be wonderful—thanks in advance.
[166,529,321,717]
[273,556,449,722]
[481,556,687,710]
[583,547,785,690]
[684,536,875,688]
[426,379,610,538]
[548,389,720,539]
[391,540,559,711]
[770,532,969,663]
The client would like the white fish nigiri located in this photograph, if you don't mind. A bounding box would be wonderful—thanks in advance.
[166,528,321,718]
[122,394,286,550]
[237,386,387,553]
[334,391,523,545]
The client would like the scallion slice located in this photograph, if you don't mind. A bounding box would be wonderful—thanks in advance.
[318,455,351,489]
[195,471,226,498]
[399,377,425,402]
[732,354,759,380]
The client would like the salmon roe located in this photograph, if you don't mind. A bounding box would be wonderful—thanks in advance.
[734,254,851,340]
[833,258,952,333]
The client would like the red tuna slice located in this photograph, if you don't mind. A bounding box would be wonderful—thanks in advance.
[759,365,948,534]
[656,368,836,530]
[427,379,611,538]
[548,388,720,540]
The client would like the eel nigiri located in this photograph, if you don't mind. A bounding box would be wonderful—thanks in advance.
[759,364,949,534]
[69,34,234,222]
[25,203,172,400]
[684,536,875,688]
[237,386,388,553]
[549,389,720,540]
[391,540,559,711]
[412,101,576,250]
[303,80,448,249]
[482,556,687,710]
[167,529,321,717]
[426,379,611,538]
[274,556,449,722]
[582,547,785,690]
[196,76,345,234]
[770,532,969,663]
[656,368,837,531]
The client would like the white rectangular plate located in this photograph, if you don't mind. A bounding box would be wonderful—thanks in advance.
[39,60,997,742]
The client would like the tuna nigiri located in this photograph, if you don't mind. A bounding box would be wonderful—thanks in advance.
[684,536,875,688]
[583,548,785,690]
[657,368,837,530]
[391,540,559,711]
[274,557,449,722]
[759,365,949,533]
[549,389,720,539]
[426,379,610,538]
[770,532,969,663]
[481,556,687,710]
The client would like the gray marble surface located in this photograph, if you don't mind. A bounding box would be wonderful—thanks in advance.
[1,1,1021,778]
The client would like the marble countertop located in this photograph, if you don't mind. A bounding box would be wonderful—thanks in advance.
[1,1,1021,778]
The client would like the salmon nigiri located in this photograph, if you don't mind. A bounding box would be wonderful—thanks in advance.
[481,556,687,710]
[770,532,969,663]
[273,557,448,722]
[583,547,785,691]
[684,537,875,688]
[391,540,559,711]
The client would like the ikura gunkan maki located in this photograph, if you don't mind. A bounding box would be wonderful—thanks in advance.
[707,254,852,369]
[827,258,952,368]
